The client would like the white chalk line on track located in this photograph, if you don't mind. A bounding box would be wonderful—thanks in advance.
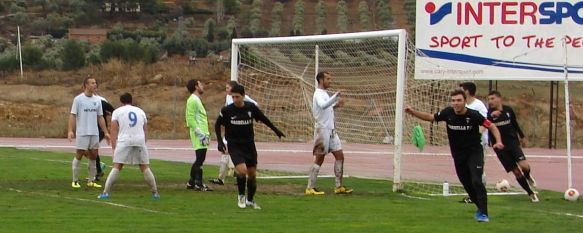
[2,144,582,159]
[4,187,172,215]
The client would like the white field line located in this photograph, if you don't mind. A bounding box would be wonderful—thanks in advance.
[5,187,171,215]
[2,144,582,159]
[400,193,431,200]
[0,156,141,171]
[549,211,583,218]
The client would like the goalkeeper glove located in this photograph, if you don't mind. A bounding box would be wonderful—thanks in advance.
[200,135,210,146]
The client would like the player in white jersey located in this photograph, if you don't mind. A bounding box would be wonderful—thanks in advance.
[209,80,258,185]
[460,82,488,203]
[98,93,159,200]
[305,71,353,195]
[68,76,110,189]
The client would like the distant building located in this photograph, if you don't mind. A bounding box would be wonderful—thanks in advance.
[68,28,108,44]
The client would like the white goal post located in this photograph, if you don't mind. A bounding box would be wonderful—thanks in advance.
[230,30,407,190]
[229,30,463,194]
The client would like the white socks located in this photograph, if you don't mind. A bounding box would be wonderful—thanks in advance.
[103,168,119,194]
[307,164,321,189]
[72,158,81,182]
[218,154,229,180]
[88,159,97,182]
[334,160,344,188]
[143,168,158,193]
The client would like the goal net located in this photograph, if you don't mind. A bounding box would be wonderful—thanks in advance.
[230,30,514,196]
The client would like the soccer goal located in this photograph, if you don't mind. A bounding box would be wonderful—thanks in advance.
[230,30,467,195]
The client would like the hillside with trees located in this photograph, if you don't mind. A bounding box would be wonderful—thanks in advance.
[2,1,582,149]
[0,0,408,73]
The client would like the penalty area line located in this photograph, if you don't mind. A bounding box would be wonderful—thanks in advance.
[6,187,172,215]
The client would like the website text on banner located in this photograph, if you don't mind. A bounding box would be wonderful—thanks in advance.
[415,0,583,81]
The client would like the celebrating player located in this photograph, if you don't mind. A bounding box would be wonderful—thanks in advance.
[215,84,285,209]
[98,93,159,200]
[405,89,504,223]
[487,90,538,202]
[305,71,353,195]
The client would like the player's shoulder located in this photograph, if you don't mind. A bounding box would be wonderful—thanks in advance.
[439,106,454,114]
[244,101,257,108]
[502,105,514,111]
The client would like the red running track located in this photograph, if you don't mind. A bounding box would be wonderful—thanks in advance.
[0,137,581,192]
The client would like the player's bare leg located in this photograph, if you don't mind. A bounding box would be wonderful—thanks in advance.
[518,160,536,187]
[510,166,538,202]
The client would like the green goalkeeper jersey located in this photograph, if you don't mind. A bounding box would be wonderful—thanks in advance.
[185,94,209,135]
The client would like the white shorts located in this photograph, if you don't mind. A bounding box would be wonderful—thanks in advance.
[75,135,100,150]
[113,143,150,165]
[312,128,342,156]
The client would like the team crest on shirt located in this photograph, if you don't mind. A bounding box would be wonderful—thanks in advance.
[466,117,470,124]
[248,111,252,118]
[506,112,510,118]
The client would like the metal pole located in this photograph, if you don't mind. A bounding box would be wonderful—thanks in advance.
[17,26,23,79]
[173,76,178,139]
[562,39,573,189]
[549,81,554,149]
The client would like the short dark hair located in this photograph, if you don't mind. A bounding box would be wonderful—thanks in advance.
[186,79,199,94]
[120,92,133,104]
[228,80,239,87]
[451,89,466,100]
[488,90,501,97]
[315,71,330,84]
[459,82,477,96]
[230,84,245,96]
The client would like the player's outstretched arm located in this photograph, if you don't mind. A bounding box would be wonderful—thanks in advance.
[405,105,435,122]
[252,106,285,138]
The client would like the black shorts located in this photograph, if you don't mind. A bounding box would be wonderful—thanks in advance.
[494,145,526,172]
[228,141,258,167]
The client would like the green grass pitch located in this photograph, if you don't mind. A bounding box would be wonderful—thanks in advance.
[0,148,581,232]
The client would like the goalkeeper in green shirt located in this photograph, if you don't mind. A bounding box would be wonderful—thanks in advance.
[185,79,213,191]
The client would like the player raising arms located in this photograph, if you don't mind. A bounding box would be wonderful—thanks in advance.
[215,84,285,209]
[405,89,504,223]
[305,71,353,195]
[209,80,258,185]
[487,90,538,202]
